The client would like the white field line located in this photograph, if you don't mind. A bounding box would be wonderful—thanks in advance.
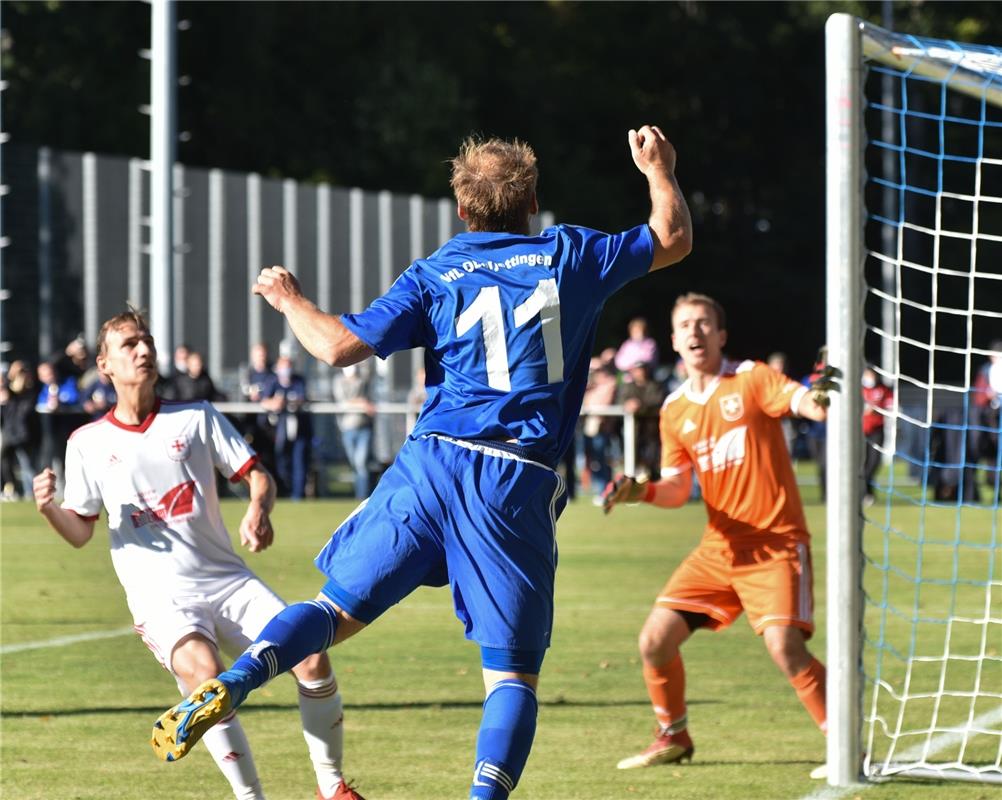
[0,601,637,657]
[0,625,134,654]
[797,704,1002,800]
[0,601,643,657]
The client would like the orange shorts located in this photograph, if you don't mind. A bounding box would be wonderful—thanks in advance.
[656,538,815,637]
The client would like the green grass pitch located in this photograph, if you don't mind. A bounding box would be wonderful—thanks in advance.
[1,488,997,799]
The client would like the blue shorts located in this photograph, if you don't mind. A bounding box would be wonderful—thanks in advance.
[315,435,567,651]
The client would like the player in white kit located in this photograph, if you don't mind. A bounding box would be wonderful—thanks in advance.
[32,309,364,800]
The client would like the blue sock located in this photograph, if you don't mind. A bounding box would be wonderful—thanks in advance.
[470,680,538,800]
[217,599,338,708]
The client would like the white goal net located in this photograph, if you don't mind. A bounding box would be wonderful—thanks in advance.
[825,14,1002,786]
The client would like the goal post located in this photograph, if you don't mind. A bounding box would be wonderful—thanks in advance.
[825,13,1002,788]
[825,11,866,788]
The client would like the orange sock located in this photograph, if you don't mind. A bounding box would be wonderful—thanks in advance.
[643,655,687,733]
[789,657,827,732]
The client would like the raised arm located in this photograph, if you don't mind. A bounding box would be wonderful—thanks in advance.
[33,467,96,548]
[629,125,693,272]
[252,266,375,367]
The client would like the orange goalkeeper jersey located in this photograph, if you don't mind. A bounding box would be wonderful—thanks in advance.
[660,360,811,546]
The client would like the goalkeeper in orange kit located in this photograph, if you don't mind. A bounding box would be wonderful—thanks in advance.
[603,293,834,772]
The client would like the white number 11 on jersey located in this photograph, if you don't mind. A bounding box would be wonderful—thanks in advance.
[455,278,564,392]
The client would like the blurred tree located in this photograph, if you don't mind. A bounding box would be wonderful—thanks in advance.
[2,1,149,156]
[4,1,1001,374]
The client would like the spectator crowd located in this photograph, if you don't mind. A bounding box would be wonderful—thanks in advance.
[3,327,1000,505]
[0,334,379,503]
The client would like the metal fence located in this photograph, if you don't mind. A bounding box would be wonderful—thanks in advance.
[2,143,555,400]
[210,401,638,487]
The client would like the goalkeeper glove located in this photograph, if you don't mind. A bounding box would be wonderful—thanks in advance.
[809,348,843,409]
[601,474,648,515]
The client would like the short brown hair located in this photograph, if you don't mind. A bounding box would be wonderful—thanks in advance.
[97,307,151,358]
[671,292,727,331]
[450,137,538,233]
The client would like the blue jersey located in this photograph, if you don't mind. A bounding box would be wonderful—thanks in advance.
[341,223,653,466]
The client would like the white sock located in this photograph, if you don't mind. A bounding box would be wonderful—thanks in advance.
[201,712,266,800]
[298,674,345,797]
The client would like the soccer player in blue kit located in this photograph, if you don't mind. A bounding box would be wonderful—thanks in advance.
[152,125,692,798]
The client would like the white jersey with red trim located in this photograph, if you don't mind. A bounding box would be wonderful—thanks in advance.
[61,399,258,598]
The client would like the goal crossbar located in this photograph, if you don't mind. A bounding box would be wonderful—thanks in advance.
[861,21,1002,109]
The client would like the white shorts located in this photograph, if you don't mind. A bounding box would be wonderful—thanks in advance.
[127,572,287,676]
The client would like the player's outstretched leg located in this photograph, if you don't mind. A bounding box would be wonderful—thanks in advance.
[151,599,340,762]
[218,598,339,703]
[151,678,233,762]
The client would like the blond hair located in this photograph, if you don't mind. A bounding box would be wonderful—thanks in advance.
[97,307,151,358]
[671,292,727,331]
[450,137,538,233]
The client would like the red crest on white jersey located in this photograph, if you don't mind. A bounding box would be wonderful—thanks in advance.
[165,435,191,462]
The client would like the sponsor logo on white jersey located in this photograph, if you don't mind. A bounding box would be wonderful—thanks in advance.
[130,480,196,528]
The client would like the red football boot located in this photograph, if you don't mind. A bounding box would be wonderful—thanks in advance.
[316,780,366,800]
[616,726,695,769]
